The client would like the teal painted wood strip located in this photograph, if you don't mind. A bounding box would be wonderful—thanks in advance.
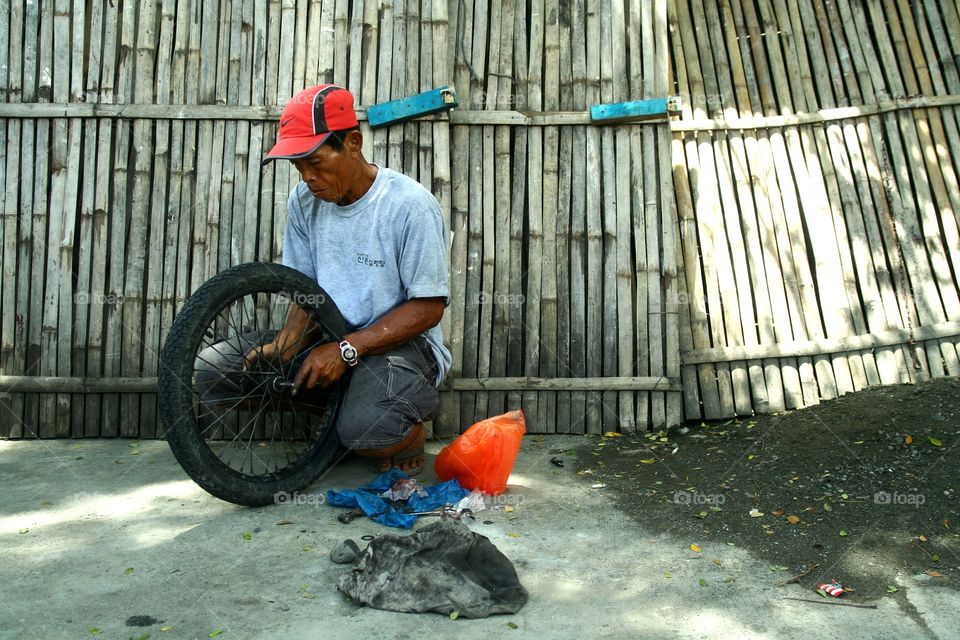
[367,86,458,128]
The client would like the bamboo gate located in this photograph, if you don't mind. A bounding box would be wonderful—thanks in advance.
[0,0,958,439]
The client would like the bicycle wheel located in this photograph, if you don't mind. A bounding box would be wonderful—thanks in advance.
[158,262,347,506]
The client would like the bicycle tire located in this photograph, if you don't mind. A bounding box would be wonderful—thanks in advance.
[158,262,347,506]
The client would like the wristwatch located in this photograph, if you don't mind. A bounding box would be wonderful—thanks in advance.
[339,340,359,367]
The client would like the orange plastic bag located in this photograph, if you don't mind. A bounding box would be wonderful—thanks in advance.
[433,410,526,495]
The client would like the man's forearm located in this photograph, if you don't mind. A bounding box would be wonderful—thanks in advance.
[345,297,445,358]
[276,305,321,356]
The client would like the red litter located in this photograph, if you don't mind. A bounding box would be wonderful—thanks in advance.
[817,581,845,597]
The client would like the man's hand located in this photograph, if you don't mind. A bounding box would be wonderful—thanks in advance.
[292,342,348,394]
[242,340,294,370]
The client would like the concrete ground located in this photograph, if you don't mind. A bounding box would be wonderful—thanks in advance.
[1,437,957,640]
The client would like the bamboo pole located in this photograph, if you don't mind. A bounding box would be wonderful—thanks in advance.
[5,0,25,436]
[371,0,392,165]
[347,0,364,95]
[119,0,159,437]
[258,0,280,275]
[554,0,573,434]
[475,0,496,421]
[83,0,121,436]
[570,0,588,433]
[583,0,602,434]
[335,0,351,86]
[317,0,334,83]
[28,0,53,437]
[443,0,470,435]
[683,320,960,364]
[0,0,20,436]
[221,0,246,274]
[540,0,560,433]
[69,0,91,428]
[0,0,11,435]
[0,375,684,394]
[14,0,41,438]
[459,0,485,427]
[157,0,184,437]
[388,0,405,170]
[100,0,134,436]
[666,0,706,420]
[506,0,528,419]
[656,0,682,429]
[402,0,419,177]
[42,0,73,436]
[142,0,175,437]
[273,0,296,267]
[430,0,458,435]
[303,0,320,86]
[418,0,432,238]
[244,0,267,267]
[359,0,378,140]
[524,0,545,431]
[7,97,960,127]
[60,0,84,436]
[598,0,620,432]
[488,0,513,416]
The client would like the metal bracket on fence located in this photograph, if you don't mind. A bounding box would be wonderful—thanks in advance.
[367,86,459,128]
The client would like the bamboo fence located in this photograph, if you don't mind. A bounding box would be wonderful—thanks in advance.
[0,0,957,438]
[671,0,960,420]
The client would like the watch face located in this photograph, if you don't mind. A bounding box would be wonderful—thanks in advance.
[342,345,357,361]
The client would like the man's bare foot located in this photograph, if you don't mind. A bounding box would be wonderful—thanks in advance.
[353,422,426,476]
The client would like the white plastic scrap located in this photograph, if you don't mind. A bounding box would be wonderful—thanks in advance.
[455,489,487,513]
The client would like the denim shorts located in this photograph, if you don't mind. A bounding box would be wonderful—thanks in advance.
[194,332,439,449]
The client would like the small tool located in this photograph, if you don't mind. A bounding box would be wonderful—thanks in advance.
[409,507,474,521]
[337,509,366,524]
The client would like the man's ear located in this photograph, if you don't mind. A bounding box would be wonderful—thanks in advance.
[345,129,363,154]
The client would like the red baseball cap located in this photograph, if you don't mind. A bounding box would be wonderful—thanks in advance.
[261,84,359,166]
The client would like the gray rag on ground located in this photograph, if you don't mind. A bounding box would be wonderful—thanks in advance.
[337,519,529,618]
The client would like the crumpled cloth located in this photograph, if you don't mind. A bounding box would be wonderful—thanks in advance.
[326,469,470,528]
[338,519,529,617]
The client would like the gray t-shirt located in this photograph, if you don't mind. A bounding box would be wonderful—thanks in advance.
[281,166,452,385]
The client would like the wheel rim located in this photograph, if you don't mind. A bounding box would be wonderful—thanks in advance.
[186,287,341,481]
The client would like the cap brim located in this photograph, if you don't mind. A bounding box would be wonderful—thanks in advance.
[261,132,332,166]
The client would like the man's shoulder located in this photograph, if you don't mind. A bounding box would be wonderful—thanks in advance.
[380,169,440,213]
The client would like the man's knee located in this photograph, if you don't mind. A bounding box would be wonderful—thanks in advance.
[335,352,439,449]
